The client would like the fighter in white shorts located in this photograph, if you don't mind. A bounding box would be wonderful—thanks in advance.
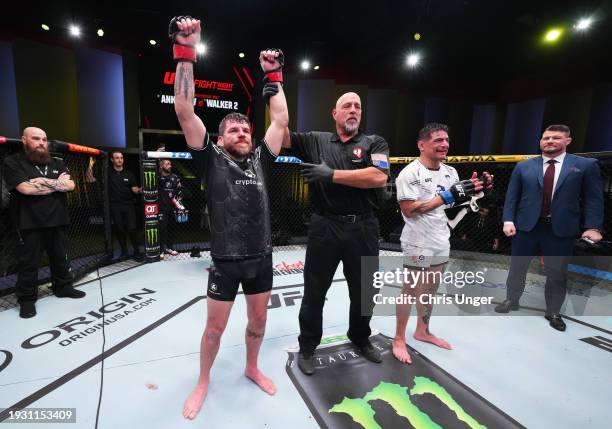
[392,123,492,364]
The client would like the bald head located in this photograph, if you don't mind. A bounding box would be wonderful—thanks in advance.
[335,92,361,109]
[23,127,46,139]
[332,92,362,138]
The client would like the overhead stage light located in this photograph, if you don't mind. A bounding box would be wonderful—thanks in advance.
[314,65,320,70]
[41,24,50,31]
[300,60,311,71]
[196,43,206,55]
[97,28,104,37]
[238,52,245,58]
[407,53,420,68]
[575,17,593,31]
[149,39,157,46]
[69,25,81,37]
[544,28,563,43]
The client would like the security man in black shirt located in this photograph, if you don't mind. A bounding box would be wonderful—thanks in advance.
[170,16,288,421]
[282,92,390,375]
[158,159,183,256]
[2,127,86,318]
[89,151,142,260]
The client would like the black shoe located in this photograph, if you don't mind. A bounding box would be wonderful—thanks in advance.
[297,351,315,376]
[545,313,566,331]
[19,302,36,318]
[494,299,519,313]
[357,343,383,363]
[54,288,86,299]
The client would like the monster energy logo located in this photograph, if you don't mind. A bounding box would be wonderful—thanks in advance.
[144,171,156,188]
[330,377,486,429]
[146,228,159,246]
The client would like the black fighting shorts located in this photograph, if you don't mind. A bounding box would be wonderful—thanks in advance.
[207,254,273,301]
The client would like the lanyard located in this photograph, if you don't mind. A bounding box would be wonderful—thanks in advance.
[34,165,48,177]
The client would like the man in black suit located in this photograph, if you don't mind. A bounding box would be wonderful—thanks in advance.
[495,125,604,331]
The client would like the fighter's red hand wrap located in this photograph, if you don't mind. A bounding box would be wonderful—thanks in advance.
[265,71,283,83]
[173,43,196,63]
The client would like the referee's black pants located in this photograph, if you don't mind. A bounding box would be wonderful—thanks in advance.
[298,213,379,353]
[16,227,73,304]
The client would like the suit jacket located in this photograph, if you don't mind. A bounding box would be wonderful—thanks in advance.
[502,153,604,237]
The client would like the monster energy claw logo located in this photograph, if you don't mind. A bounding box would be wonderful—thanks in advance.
[144,171,156,187]
[146,228,159,245]
[330,377,486,429]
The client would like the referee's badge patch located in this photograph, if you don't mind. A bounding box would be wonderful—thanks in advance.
[371,153,389,169]
[353,147,363,159]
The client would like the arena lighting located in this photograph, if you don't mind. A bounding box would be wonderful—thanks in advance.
[238,52,245,58]
[314,65,320,70]
[300,60,311,70]
[196,43,206,55]
[41,24,50,31]
[149,39,157,46]
[414,32,421,41]
[575,17,593,31]
[97,28,104,37]
[544,28,563,43]
[407,53,420,68]
[69,25,81,37]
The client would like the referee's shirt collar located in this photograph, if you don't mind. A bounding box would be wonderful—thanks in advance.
[331,129,365,144]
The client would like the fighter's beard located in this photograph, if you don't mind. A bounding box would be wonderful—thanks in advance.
[25,147,52,164]
[224,143,251,160]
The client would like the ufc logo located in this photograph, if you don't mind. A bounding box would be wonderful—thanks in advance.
[145,204,158,215]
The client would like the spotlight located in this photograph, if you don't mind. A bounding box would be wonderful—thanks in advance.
[300,60,311,71]
[544,28,563,43]
[69,25,81,37]
[196,43,206,54]
[314,65,320,70]
[575,17,593,31]
[41,24,50,31]
[149,39,157,46]
[406,53,420,68]
[414,32,421,41]
[238,52,245,58]
[97,28,104,37]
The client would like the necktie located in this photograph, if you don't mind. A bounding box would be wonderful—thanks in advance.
[540,159,557,217]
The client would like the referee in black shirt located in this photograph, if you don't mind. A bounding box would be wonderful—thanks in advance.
[282,92,390,375]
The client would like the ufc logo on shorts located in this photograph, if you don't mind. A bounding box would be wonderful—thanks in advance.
[145,204,158,215]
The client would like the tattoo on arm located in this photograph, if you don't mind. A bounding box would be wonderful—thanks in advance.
[174,63,194,100]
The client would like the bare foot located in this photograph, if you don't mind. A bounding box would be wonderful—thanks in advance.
[183,384,208,420]
[245,368,276,395]
[392,337,412,364]
[413,331,452,350]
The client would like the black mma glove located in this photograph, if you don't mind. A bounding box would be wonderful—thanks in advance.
[439,178,481,205]
[168,15,197,63]
[262,82,280,104]
[300,160,334,184]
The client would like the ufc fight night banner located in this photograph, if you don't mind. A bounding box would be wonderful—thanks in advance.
[142,160,160,262]
[138,57,254,130]
[286,334,525,429]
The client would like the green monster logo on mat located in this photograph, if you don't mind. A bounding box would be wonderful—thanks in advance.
[330,378,487,429]
[146,228,158,246]
[144,171,156,188]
